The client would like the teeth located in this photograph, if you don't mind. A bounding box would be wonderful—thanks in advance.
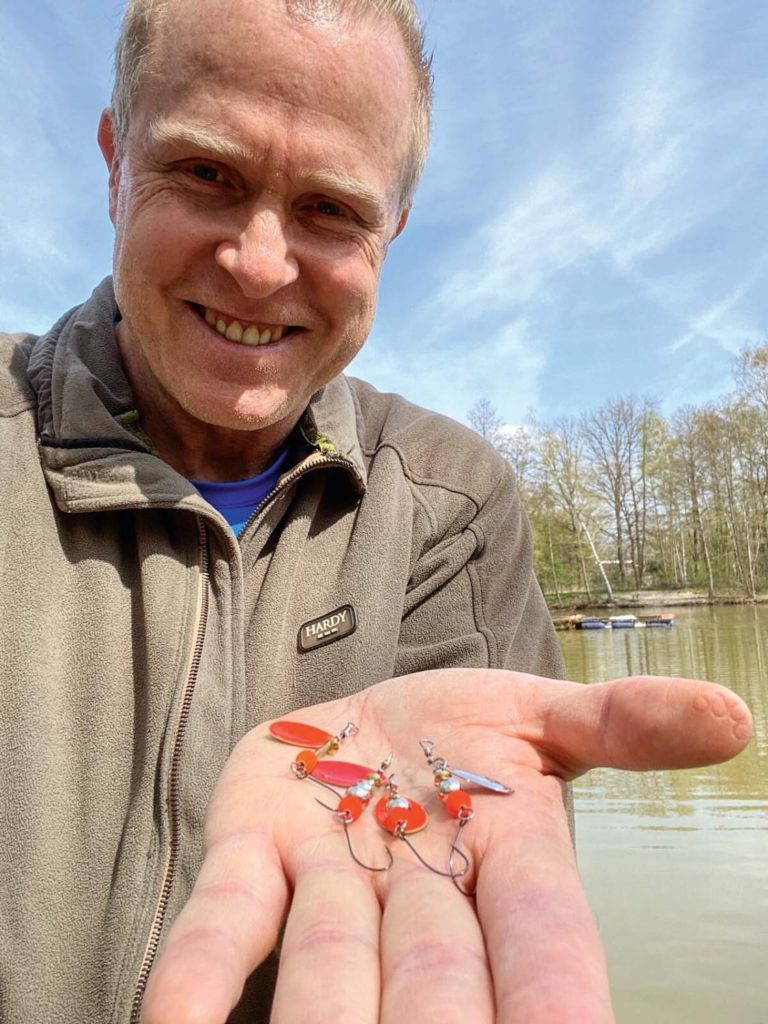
[203,307,288,346]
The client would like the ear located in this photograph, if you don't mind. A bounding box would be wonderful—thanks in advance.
[392,204,411,240]
[97,108,122,225]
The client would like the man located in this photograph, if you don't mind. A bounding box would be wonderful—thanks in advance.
[0,0,752,1022]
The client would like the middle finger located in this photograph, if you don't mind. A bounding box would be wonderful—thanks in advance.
[270,839,383,1024]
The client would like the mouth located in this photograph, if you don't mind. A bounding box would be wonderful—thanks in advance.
[190,303,301,347]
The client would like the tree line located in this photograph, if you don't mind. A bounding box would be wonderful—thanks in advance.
[469,344,768,601]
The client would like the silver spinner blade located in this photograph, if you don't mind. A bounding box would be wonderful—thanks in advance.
[451,767,513,794]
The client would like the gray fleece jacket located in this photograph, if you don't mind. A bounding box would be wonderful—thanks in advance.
[0,278,563,1023]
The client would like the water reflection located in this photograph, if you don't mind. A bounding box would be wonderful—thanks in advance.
[560,606,768,1023]
[561,605,768,807]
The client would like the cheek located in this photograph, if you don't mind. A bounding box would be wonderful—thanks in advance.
[115,179,206,258]
[115,209,206,291]
[314,247,382,317]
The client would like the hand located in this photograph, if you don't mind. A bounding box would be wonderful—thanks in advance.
[141,669,752,1024]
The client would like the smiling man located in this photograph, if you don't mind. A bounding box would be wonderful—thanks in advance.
[0,1,753,1022]
[101,0,416,481]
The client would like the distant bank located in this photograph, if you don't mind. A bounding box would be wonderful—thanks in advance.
[546,589,768,612]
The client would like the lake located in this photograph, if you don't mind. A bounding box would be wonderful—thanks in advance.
[559,605,768,1023]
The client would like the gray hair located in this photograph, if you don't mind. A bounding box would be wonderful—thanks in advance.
[111,0,433,206]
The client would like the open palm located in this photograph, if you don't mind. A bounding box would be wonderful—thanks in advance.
[141,668,752,1024]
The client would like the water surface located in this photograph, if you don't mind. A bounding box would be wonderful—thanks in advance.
[560,606,767,1023]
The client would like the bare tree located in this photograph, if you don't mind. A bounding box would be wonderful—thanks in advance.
[734,343,768,414]
[670,406,716,599]
[467,397,503,443]
[534,418,613,601]
[580,396,658,590]
[463,347,768,598]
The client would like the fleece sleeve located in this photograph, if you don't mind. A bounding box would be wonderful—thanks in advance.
[393,460,565,680]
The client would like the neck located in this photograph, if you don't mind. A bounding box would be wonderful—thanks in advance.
[145,414,293,481]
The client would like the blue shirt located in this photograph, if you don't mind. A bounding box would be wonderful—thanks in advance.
[191,446,292,537]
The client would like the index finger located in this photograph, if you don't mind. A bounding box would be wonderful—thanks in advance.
[141,824,289,1024]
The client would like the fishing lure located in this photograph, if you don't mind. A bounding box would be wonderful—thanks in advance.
[315,755,396,871]
[419,738,513,894]
[268,719,371,783]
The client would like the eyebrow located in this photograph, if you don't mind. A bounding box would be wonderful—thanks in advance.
[148,118,255,164]
[301,169,390,222]
[147,118,393,223]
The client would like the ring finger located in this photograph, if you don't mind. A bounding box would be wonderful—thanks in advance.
[379,842,494,1024]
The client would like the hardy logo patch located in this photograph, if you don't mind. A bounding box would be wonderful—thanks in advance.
[298,605,357,652]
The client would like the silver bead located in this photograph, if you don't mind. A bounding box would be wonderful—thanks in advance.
[439,777,461,795]
[347,783,372,798]
[387,795,409,809]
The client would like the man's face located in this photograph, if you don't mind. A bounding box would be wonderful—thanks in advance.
[99,0,413,439]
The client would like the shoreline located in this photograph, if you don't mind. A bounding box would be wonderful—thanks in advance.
[546,589,768,612]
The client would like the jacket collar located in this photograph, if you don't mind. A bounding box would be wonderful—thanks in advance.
[29,277,367,513]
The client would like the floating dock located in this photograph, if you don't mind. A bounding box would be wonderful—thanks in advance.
[553,613,675,631]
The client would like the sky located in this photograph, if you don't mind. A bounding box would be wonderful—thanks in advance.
[2,0,768,428]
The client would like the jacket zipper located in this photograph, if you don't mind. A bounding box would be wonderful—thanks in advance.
[128,453,354,1018]
[240,452,361,538]
[130,516,210,1022]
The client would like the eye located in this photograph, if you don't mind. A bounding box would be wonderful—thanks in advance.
[297,193,368,234]
[314,198,345,217]
[190,163,225,184]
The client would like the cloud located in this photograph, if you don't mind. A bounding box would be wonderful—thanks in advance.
[409,4,713,327]
[360,0,768,424]
[2,0,767,429]
[669,268,767,354]
[425,165,594,320]
[351,316,545,425]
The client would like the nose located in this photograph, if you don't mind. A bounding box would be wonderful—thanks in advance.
[215,204,299,297]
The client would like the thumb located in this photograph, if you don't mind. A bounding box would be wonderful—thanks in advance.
[534,676,753,775]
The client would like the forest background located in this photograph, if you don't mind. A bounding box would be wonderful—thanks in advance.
[470,343,768,604]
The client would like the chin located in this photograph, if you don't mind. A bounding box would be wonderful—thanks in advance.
[186,393,297,434]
